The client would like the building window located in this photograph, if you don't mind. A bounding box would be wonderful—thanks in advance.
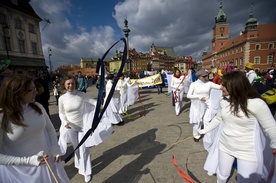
[241,46,243,52]
[268,55,274,64]
[3,36,12,51]
[15,18,23,29]
[239,58,243,66]
[254,56,260,64]
[0,13,7,24]
[31,42,37,54]
[255,44,260,50]
[18,40,25,53]
[269,43,274,49]
[28,23,36,33]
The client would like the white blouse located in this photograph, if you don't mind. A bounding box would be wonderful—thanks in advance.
[58,90,96,127]
[200,98,276,161]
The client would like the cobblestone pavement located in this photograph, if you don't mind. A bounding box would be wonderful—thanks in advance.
[49,85,237,183]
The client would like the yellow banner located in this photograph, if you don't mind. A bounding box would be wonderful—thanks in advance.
[130,73,163,87]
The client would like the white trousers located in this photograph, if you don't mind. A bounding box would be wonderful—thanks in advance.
[119,93,128,114]
[173,89,183,115]
[67,129,92,176]
[217,150,261,183]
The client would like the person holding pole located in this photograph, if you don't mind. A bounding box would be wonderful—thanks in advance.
[171,68,184,116]
[0,74,69,183]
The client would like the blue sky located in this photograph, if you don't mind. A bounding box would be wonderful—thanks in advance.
[29,0,276,71]
[66,0,121,33]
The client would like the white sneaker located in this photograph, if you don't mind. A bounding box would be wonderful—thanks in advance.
[84,175,91,182]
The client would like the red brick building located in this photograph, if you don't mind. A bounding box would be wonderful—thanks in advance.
[202,1,276,71]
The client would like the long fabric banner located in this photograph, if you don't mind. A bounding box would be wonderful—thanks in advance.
[130,73,163,88]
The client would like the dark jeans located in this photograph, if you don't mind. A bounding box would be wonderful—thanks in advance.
[78,89,87,93]
[172,92,175,106]
[55,96,59,105]
[157,85,163,94]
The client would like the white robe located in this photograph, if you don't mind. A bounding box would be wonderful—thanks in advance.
[0,103,69,183]
[127,85,139,106]
[116,79,128,114]
[183,70,193,94]
[103,80,122,124]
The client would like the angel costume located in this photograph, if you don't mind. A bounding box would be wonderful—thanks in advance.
[183,69,193,94]
[125,77,139,106]
[171,75,185,116]
[0,103,69,183]
[116,78,128,114]
[103,79,123,124]
[199,98,276,182]
[58,90,98,179]
[187,79,221,139]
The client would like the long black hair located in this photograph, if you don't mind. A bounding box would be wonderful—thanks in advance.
[221,71,259,117]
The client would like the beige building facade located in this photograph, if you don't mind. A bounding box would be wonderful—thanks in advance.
[0,0,47,75]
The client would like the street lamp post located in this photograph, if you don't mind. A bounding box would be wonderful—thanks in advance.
[122,18,131,74]
[48,48,52,73]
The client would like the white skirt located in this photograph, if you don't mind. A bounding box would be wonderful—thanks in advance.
[189,99,206,124]
[203,122,275,182]
[127,86,139,106]
[0,158,69,183]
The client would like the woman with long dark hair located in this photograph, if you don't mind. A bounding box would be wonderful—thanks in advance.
[0,74,69,183]
[199,71,276,183]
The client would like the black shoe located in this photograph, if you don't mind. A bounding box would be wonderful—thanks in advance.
[193,138,200,142]
[117,121,124,126]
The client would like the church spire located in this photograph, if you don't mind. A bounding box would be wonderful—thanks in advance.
[245,2,258,31]
[215,0,227,24]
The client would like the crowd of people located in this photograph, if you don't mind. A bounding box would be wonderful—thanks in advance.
[194,64,276,182]
[1,62,276,182]
[0,67,139,182]
[164,63,276,182]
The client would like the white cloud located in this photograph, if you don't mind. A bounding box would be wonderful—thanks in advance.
[29,0,276,70]
[113,0,218,58]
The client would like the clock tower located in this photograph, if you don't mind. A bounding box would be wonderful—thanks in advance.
[212,0,229,53]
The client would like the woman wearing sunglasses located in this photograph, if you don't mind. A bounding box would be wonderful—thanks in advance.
[0,74,69,183]
[187,69,222,142]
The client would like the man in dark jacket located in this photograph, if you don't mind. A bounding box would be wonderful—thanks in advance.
[29,71,50,117]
